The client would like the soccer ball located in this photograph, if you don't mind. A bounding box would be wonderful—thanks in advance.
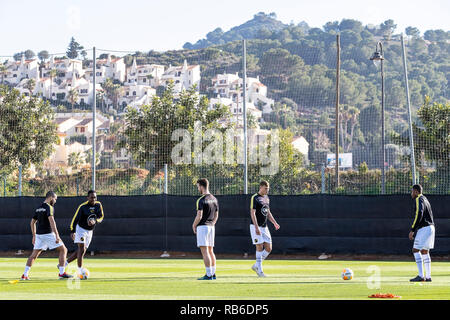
[341,268,353,280]
[79,268,90,280]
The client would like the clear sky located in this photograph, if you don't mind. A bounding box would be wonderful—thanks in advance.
[1,0,449,57]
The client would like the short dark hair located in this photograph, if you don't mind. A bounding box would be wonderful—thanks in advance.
[260,180,270,188]
[45,191,56,199]
[412,184,423,193]
[197,178,209,189]
[87,190,96,196]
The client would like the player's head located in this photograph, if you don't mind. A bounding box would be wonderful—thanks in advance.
[87,190,97,205]
[196,178,209,194]
[411,184,422,198]
[45,191,57,205]
[259,180,270,195]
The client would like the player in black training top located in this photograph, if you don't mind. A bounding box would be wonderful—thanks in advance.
[21,191,73,280]
[250,180,280,277]
[409,184,435,282]
[66,190,104,278]
[192,178,219,280]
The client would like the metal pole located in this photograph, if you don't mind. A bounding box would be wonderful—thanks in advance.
[380,43,386,194]
[321,164,325,194]
[18,165,22,196]
[401,34,417,185]
[335,34,340,190]
[164,164,168,194]
[161,163,170,257]
[92,47,96,190]
[242,40,248,194]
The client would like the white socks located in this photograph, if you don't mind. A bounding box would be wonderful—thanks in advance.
[205,267,212,277]
[256,251,263,272]
[210,265,216,276]
[261,249,270,260]
[414,252,424,278]
[78,267,83,275]
[59,266,65,275]
[422,253,431,279]
[23,266,31,277]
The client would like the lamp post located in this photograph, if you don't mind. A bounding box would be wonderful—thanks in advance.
[370,42,386,194]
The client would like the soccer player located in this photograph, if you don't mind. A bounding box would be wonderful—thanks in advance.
[192,178,219,280]
[66,190,104,277]
[409,184,435,282]
[21,191,72,280]
[250,180,280,277]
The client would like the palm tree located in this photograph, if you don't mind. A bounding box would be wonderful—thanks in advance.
[24,78,36,96]
[347,106,360,152]
[339,105,360,152]
[96,90,106,113]
[102,78,123,111]
[67,88,79,112]
[49,68,57,103]
[68,152,84,172]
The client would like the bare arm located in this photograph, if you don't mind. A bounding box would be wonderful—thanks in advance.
[250,209,261,235]
[192,210,203,234]
[30,219,37,245]
[212,211,219,225]
[48,215,61,243]
[267,210,280,230]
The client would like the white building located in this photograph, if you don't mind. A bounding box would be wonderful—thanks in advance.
[3,55,39,85]
[292,136,309,158]
[118,84,156,110]
[209,95,263,124]
[160,60,200,93]
[84,55,126,84]
[211,73,274,115]
[43,56,84,80]
[126,57,164,87]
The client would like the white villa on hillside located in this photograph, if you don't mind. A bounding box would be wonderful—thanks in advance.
[160,60,200,93]
[84,55,126,84]
[211,73,274,115]
[126,57,164,87]
[2,55,39,85]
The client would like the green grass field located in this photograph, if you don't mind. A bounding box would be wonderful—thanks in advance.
[1,258,449,300]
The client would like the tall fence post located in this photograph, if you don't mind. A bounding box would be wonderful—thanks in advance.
[242,40,248,195]
[161,163,170,257]
[401,34,417,185]
[164,164,168,194]
[321,164,326,194]
[335,34,340,191]
[18,165,22,196]
[92,46,96,191]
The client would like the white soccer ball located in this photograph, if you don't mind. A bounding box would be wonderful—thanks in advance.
[79,268,90,280]
[341,268,353,280]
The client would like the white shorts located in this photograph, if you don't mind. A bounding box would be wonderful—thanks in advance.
[250,224,272,245]
[196,225,215,247]
[34,233,63,251]
[414,225,435,250]
[74,225,93,249]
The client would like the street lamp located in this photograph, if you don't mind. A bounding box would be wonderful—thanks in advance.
[370,42,386,194]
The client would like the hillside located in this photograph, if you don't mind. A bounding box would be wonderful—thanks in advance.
[122,13,449,169]
[183,12,290,50]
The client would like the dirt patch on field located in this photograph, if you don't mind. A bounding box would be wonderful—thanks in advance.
[1,250,449,262]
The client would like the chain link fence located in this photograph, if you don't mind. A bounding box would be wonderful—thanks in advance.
[1,27,449,196]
